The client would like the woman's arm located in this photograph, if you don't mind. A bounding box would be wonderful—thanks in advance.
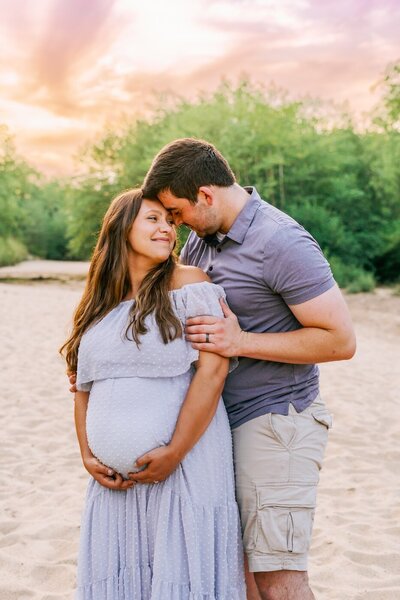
[129,351,229,484]
[74,390,134,491]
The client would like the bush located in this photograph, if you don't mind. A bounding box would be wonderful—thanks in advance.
[328,255,376,292]
[22,182,69,260]
[0,236,28,267]
[346,272,376,293]
[373,221,400,283]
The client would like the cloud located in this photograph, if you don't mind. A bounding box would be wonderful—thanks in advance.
[35,0,116,87]
[0,0,398,174]
[0,0,123,113]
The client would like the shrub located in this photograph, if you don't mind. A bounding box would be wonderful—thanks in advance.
[328,255,376,292]
[346,272,376,293]
[0,236,28,267]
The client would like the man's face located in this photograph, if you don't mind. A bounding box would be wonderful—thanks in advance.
[158,189,219,237]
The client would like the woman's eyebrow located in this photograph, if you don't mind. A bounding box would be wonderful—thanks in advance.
[144,208,164,215]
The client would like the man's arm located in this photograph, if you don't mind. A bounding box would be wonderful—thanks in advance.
[185,285,356,364]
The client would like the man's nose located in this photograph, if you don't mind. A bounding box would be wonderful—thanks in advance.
[172,215,183,226]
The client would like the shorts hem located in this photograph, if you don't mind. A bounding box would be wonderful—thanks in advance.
[247,554,308,573]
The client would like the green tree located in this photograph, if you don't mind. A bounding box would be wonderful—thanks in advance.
[62,77,399,288]
[21,180,69,260]
[0,127,36,265]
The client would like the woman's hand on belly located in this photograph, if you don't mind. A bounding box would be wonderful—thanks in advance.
[128,445,181,485]
[84,455,135,491]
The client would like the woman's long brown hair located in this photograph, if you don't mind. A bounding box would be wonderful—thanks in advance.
[60,188,182,373]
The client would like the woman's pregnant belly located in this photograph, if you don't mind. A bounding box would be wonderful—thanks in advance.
[86,373,192,478]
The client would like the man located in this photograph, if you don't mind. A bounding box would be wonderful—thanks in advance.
[139,138,356,600]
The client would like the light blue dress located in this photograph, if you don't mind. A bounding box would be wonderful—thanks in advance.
[75,282,246,599]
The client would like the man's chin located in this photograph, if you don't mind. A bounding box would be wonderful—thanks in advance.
[193,229,217,239]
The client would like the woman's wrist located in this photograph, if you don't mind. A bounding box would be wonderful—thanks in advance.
[82,449,95,464]
[167,441,186,464]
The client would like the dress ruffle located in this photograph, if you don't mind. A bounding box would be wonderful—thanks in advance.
[76,282,237,391]
[76,479,245,600]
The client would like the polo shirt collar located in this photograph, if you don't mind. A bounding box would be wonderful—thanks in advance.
[225,186,261,244]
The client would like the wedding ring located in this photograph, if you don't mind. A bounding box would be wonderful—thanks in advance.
[205,333,210,343]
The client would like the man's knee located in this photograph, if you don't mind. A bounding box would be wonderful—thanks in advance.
[254,570,313,600]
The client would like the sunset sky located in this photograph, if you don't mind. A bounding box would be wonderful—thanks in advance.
[0,0,399,176]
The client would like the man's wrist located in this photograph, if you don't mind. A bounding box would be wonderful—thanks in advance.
[237,329,251,357]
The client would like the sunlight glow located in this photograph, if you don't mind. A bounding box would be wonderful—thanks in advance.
[0,0,397,175]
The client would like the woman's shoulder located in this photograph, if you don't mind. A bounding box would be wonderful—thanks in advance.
[171,264,210,290]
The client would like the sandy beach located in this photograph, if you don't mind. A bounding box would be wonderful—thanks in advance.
[0,271,399,599]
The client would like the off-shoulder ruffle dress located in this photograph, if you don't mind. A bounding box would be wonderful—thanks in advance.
[75,282,246,599]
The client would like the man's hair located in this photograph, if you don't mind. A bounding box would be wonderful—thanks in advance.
[143,138,236,203]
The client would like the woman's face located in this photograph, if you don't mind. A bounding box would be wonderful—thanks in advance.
[127,198,176,264]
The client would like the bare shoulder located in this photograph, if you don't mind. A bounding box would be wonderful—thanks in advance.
[171,264,210,290]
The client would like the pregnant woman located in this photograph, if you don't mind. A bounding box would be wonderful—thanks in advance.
[60,189,245,599]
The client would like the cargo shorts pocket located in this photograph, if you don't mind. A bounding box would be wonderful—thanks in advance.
[254,484,317,554]
[311,408,333,430]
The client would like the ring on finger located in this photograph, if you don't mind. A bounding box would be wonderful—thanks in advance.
[205,333,210,343]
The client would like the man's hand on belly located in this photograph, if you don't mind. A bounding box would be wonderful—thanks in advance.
[128,446,181,484]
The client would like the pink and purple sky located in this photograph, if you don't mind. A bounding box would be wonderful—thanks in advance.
[0,0,399,176]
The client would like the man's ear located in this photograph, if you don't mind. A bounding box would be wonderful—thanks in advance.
[198,186,214,206]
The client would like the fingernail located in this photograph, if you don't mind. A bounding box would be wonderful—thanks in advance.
[108,469,114,476]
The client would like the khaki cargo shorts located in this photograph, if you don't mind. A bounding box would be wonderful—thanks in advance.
[232,395,332,573]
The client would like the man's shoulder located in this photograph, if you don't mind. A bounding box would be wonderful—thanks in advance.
[255,199,299,228]
[250,200,307,248]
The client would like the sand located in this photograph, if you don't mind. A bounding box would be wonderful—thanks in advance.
[0,274,399,600]
[0,260,89,281]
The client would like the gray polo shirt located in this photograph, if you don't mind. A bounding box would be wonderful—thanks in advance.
[181,187,335,429]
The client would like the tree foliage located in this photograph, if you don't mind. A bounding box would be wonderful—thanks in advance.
[65,75,400,287]
[2,64,400,289]
[0,127,70,263]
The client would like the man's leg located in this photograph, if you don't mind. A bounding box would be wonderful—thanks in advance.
[254,570,314,600]
[244,553,262,600]
[232,396,332,600]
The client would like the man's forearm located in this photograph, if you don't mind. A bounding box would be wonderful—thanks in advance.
[239,326,356,364]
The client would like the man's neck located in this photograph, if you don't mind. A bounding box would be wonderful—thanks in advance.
[218,184,250,234]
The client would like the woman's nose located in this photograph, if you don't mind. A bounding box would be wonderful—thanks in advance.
[159,219,173,232]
